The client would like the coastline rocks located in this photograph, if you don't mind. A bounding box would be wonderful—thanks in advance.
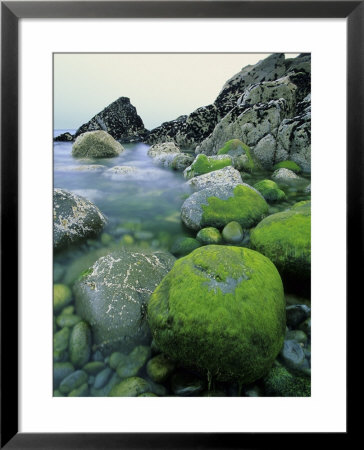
[184,154,232,180]
[250,201,311,288]
[72,131,124,158]
[147,142,180,157]
[73,249,175,355]
[147,245,286,383]
[181,184,268,231]
[53,189,106,251]
[186,166,242,191]
[74,97,149,143]
[54,132,74,142]
[253,179,286,203]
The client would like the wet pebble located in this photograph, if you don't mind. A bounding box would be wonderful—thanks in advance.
[146,353,176,383]
[222,221,244,244]
[298,318,311,338]
[69,321,92,368]
[116,346,151,379]
[53,362,74,389]
[53,327,70,353]
[68,382,89,397]
[56,314,82,329]
[286,305,311,328]
[280,340,309,374]
[285,329,308,344]
[108,377,150,397]
[171,371,205,396]
[59,370,88,395]
[94,367,113,389]
[83,361,105,375]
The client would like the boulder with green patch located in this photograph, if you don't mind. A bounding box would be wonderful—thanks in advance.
[148,245,285,384]
[250,201,311,291]
[74,249,175,355]
[181,184,268,231]
[183,154,232,180]
[72,130,124,158]
[217,139,255,171]
[273,160,302,173]
[253,179,286,203]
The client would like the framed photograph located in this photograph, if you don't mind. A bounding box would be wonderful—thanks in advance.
[1,1,357,447]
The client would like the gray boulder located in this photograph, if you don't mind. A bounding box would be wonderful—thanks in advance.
[74,249,175,355]
[72,130,124,158]
[186,166,243,191]
[53,188,106,251]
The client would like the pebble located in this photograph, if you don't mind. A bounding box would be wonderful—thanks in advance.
[285,329,308,344]
[68,382,89,397]
[108,377,151,397]
[222,221,244,244]
[53,327,70,353]
[56,314,82,329]
[286,305,311,328]
[94,368,113,389]
[69,321,92,368]
[83,361,105,375]
[146,353,176,383]
[53,362,75,389]
[280,340,309,374]
[59,370,88,395]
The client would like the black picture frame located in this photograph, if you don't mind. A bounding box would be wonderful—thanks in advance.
[1,1,357,448]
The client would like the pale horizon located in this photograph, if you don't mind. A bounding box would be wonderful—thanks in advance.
[54,53,300,131]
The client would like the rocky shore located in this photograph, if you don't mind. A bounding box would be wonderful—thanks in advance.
[53,54,311,397]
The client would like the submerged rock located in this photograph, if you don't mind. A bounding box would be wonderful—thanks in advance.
[53,188,106,251]
[74,249,175,355]
[181,183,268,231]
[74,97,149,143]
[148,245,286,383]
[253,179,286,203]
[72,130,124,158]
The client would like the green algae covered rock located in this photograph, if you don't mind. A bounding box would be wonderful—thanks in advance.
[263,363,310,397]
[181,184,268,231]
[217,139,255,172]
[183,154,232,180]
[253,179,286,203]
[170,237,201,257]
[108,377,150,397]
[273,160,302,174]
[147,245,285,384]
[72,130,124,158]
[250,201,311,288]
[196,227,222,245]
[74,249,175,355]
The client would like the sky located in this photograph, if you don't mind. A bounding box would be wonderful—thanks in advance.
[54,53,299,131]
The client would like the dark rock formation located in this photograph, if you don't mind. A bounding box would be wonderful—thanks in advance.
[54,132,74,142]
[74,97,149,143]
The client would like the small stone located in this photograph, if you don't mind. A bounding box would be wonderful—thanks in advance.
[56,314,82,329]
[53,284,72,312]
[82,361,105,375]
[285,329,307,344]
[91,372,121,397]
[53,362,75,389]
[92,350,104,362]
[196,227,222,245]
[109,352,125,370]
[138,392,158,397]
[68,383,89,397]
[286,305,311,328]
[146,354,176,383]
[69,321,92,368]
[116,346,151,379]
[94,367,113,389]
[53,327,70,353]
[222,221,244,243]
[59,370,88,394]
[280,340,308,373]
[298,318,311,338]
[108,377,151,397]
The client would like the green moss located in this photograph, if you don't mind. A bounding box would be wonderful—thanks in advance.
[263,364,310,396]
[253,180,286,203]
[273,160,302,173]
[186,154,232,179]
[79,268,93,280]
[218,139,255,171]
[196,227,222,245]
[148,245,285,384]
[201,184,268,229]
[250,202,311,284]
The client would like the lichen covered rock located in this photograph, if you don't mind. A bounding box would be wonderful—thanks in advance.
[181,184,268,231]
[74,249,175,355]
[72,130,124,158]
[186,166,242,191]
[250,201,311,287]
[53,189,106,251]
[148,245,285,383]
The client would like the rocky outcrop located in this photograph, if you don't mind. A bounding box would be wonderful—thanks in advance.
[54,132,74,142]
[74,97,149,143]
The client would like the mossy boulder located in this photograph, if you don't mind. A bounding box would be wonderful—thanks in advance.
[147,245,285,384]
[250,201,311,291]
[196,227,222,245]
[74,249,175,355]
[183,154,232,180]
[262,363,310,396]
[170,237,201,257]
[273,160,302,173]
[53,284,72,312]
[54,189,106,251]
[72,130,124,158]
[181,184,268,231]
[253,180,286,203]
[217,139,255,172]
